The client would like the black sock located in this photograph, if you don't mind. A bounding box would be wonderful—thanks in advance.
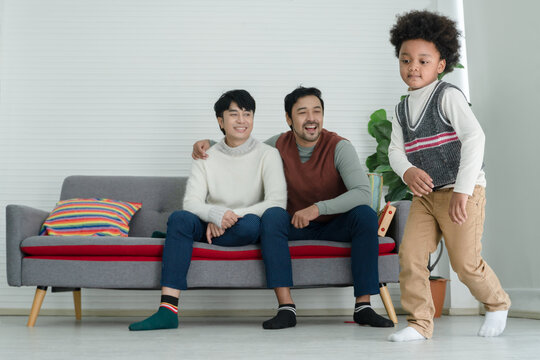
[161,295,179,308]
[262,304,297,330]
[353,302,394,328]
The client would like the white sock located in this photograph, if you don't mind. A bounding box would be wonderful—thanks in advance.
[388,326,427,342]
[478,310,508,337]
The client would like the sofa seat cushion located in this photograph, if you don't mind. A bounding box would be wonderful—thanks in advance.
[21,236,395,260]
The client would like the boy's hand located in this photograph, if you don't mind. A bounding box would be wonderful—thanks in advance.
[403,167,434,197]
[192,140,211,160]
[449,192,469,225]
[206,223,225,244]
[221,210,241,229]
[291,205,319,229]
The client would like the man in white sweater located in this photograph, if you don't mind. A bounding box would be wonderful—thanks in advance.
[129,89,287,331]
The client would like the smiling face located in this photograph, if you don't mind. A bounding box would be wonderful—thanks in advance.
[286,95,324,147]
[217,101,254,147]
[399,39,446,90]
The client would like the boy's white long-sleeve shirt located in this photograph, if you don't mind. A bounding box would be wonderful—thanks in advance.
[388,80,486,195]
[183,137,287,226]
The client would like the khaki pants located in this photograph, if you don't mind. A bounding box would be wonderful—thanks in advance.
[399,186,511,338]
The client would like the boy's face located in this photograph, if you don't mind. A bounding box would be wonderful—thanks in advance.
[286,95,324,147]
[399,39,446,90]
[217,101,254,147]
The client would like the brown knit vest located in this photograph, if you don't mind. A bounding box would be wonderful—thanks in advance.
[275,129,348,223]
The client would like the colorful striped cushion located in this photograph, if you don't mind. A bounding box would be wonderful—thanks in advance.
[40,198,142,237]
[368,173,383,213]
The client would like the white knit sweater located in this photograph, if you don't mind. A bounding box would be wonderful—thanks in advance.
[183,137,287,226]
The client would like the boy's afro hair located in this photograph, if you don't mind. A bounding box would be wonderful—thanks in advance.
[390,10,461,74]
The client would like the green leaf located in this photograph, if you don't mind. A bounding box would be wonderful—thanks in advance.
[382,171,398,183]
[375,120,392,138]
[376,138,390,157]
[365,153,379,172]
[371,120,392,142]
[382,172,401,188]
[367,109,388,138]
[385,183,410,202]
[374,164,393,173]
[376,150,389,166]
[370,109,387,122]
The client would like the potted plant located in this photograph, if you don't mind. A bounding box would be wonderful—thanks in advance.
[365,108,412,202]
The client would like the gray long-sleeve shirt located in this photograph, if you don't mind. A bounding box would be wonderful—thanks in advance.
[264,133,372,215]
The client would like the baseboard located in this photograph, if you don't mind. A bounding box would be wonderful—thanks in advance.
[0,307,404,317]
[473,288,540,320]
[507,310,540,320]
[7,307,530,318]
[447,308,479,316]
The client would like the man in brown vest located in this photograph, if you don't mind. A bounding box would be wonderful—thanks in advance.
[193,87,394,329]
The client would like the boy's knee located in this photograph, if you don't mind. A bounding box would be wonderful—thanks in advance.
[450,258,484,282]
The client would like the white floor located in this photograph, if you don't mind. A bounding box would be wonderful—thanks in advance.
[0,315,538,360]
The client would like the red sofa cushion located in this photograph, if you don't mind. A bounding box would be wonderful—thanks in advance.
[21,237,395,260]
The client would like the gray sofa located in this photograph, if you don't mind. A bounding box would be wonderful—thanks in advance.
[6,175,410,326]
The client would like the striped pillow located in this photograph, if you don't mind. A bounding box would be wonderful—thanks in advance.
[40,198,142,237]
[368,173,383,213]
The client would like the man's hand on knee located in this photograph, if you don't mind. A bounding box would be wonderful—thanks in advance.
[206,223,225,243]
[291,205,319,229]
[221,210,241,229]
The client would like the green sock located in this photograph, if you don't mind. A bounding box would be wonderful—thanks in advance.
[129,297,179,331]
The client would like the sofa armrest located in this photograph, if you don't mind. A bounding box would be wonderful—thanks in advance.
[6,204,50,286]
[385,200,411,253]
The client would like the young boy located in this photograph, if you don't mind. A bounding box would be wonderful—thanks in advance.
[387,10,511,341]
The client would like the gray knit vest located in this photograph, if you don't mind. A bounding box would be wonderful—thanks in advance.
[395,81,464,189]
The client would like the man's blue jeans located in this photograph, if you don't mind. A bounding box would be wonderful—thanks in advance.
[260,205,380,296]
[160,210,261,290]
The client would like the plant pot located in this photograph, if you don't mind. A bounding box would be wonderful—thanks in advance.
[430,277,449,318]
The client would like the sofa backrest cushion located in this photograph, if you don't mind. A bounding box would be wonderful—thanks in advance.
[60,176,186,237]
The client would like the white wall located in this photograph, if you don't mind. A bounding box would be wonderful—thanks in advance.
[463,0,540,317]
[0,0,483,315]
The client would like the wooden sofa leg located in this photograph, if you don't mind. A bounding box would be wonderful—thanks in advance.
[73,289,82,320]
[379,283,398,324]
[28,286,48,327]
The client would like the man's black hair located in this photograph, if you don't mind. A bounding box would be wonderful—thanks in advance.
[214,89,256,135]
[284,87,324,119]
[389,10,461,74]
